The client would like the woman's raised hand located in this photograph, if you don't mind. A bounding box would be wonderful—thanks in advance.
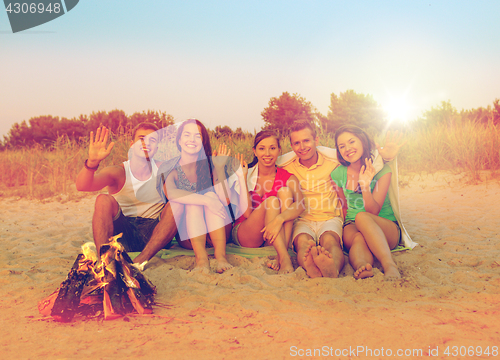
[233,153,248,179]
[358,158,376,192]
[376,130,407,161]
[212,143,231,169]
[88,126,115,165]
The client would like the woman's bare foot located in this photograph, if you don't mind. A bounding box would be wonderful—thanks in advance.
[383,263,401,280]
[303,241,322,278]
[216,257,233,273]
[267,257,280,271]
[277,256,294,275]
[194,257,210,270]
[311,246,338,278]
[191,259,211,275]
[267,255,294,274]
[353,263,373,279]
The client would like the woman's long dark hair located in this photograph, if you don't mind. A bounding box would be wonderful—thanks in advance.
[176,119,214,192]
[334,125,374,167]
[248,130,281,168]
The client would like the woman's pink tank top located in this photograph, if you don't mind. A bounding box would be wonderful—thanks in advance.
[234,167,292,225]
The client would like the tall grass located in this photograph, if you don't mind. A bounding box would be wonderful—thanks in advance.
[0,121,499,199]
[0,133,128,200]
[397,120,500,182]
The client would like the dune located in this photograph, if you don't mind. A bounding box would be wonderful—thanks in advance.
[1,171,499,359]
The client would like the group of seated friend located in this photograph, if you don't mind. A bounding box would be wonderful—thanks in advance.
[75,119,408,280]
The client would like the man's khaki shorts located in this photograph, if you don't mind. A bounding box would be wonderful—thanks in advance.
[292,217,343,248]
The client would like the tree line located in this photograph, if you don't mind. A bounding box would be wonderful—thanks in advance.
[2,91,499,149]
[261,91,500,135]
[1,110,174,149]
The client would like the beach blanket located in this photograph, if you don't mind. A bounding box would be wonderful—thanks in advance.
[128,244,295,260]
[128,243,410,260]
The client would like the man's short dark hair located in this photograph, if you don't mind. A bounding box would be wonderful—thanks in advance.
[289,120,317,141]
[131,122,159,141]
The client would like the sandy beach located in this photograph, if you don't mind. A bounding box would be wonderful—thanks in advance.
[1,171,499,360]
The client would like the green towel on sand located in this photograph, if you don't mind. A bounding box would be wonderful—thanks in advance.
[129,243,409,260]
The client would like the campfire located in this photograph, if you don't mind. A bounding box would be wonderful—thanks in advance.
[38,234,156,322]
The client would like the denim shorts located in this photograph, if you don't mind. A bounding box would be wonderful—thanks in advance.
[112,209,159,252]
[231,223,242,246]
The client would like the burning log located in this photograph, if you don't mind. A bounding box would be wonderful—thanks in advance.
[116,248,155,313]
[116,260,152,315]
[103,278,131,320]
[38,234,157,322]
[50,254,93,322]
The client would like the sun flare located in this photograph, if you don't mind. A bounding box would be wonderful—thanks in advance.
[384,97,412,124]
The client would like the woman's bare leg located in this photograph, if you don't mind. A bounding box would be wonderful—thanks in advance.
[263,196,294,274]
[354,212,400,280]
[277,187,294,248]
[343,224,374,279]
[236,201,268,248]
[184,203,210,270]
[204,192,233,273]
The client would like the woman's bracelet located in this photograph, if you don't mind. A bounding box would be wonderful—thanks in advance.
[84,159,100,171]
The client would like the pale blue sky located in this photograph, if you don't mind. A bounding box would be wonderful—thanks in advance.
[1,1,499,138]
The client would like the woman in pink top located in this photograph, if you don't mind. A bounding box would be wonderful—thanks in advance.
[233,130,305,274]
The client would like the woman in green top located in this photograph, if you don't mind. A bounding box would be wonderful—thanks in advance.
[331,125,401,280]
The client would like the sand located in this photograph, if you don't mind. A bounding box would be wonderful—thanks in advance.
[1,171,499,360]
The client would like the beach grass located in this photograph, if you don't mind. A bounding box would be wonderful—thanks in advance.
[397,120,500,182]
[0,121,499,199]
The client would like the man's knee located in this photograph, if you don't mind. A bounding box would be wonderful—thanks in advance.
[293,233,313,250]
[160,202,175,220]
[94,194,119,216]
[320,231,341,248]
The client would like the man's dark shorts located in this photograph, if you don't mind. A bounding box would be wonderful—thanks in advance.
[112,209,159,252]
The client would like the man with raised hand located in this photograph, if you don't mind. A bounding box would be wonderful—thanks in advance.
[277,120,402,278]
[76,123,177,266]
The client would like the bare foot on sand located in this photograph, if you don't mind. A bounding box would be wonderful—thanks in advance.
[267,255,294,274]
[267,257,280,271]
[216,258,233,273]
[311,246,338,278]
[278,256,294,275]
[303,242,322,278]
[353,263,373,279]
[191,262,211,275]
[194,257,210,271]
[383,263,401,281]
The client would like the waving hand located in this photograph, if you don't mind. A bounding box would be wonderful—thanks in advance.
[358,158,376,192]
[88,126,115,165]
[212,143,231,169]
[376,130,407,161]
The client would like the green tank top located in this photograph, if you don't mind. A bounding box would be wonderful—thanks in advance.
[330,164,396,222]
